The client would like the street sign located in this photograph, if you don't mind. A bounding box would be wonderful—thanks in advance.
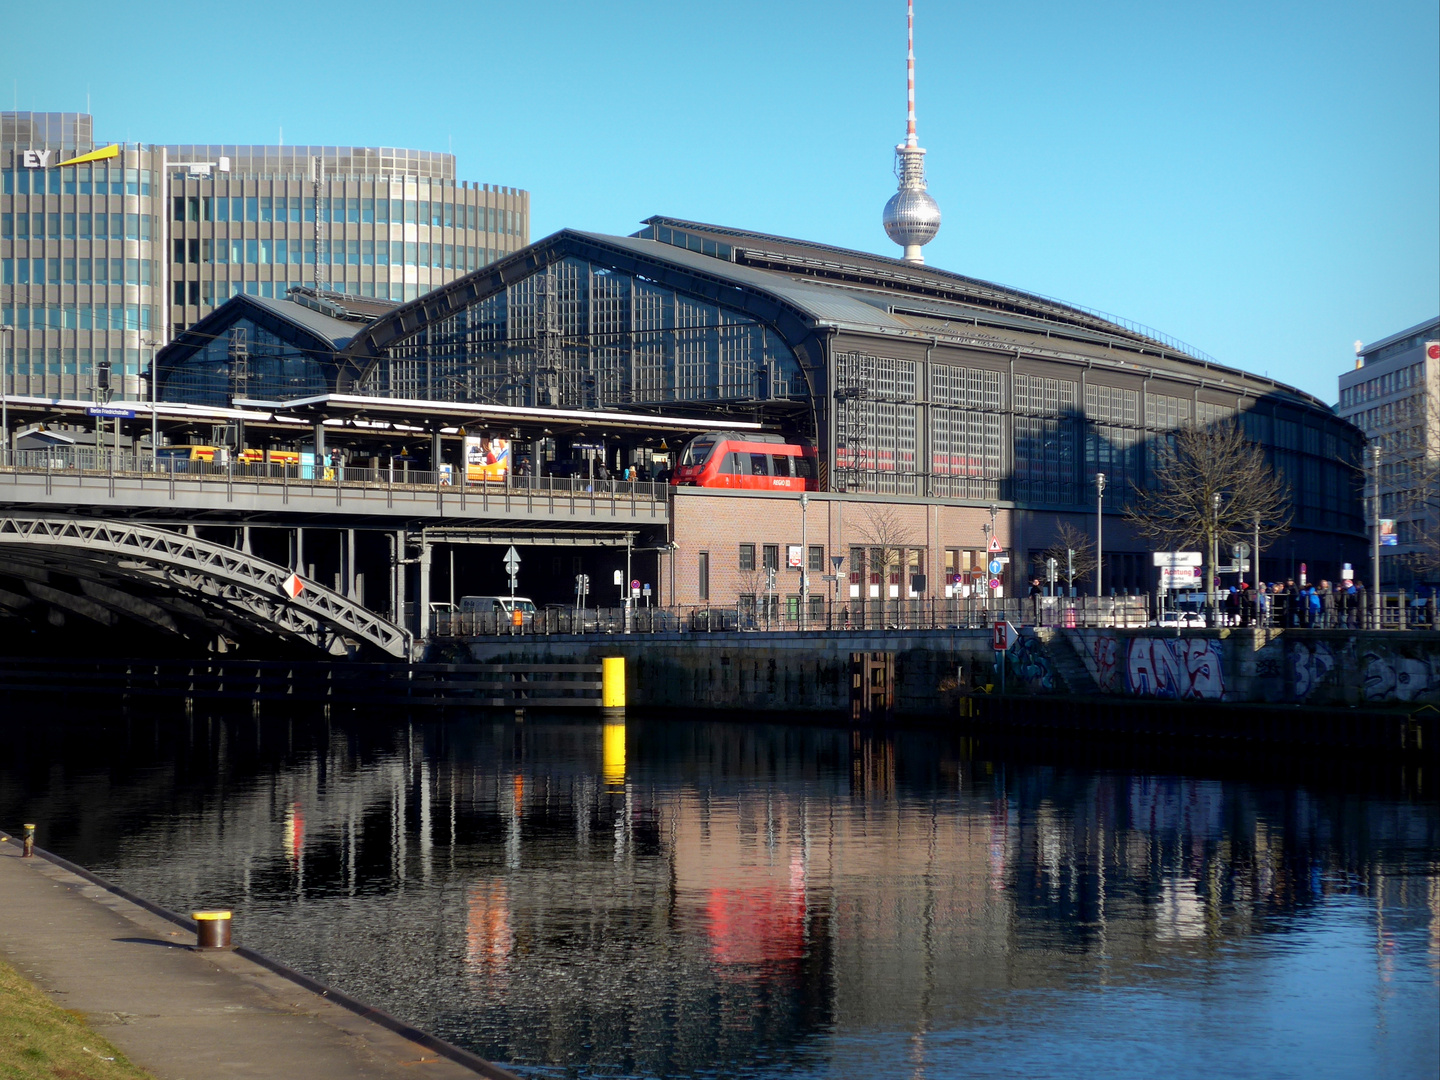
[988,537,1002,554]
[1160,568,1201,589]
[86,406,135,419]
[613,570,623,585]
[631,579,641,598]
[1216,562,1251,574]
[830,555,846,570]
[992,620,1018,651]
[502,545,521,575]
[1153,551,1203,567]
[988,577,1001,590]
[988,559,1002,575]
[281,574,305,599]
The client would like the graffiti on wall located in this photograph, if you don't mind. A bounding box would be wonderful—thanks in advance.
[1360,650,1430,702]
[1093,634,1119,692]
[1291,640,1336,699]
[1009,634,1055,691]
[1125,637,1225,700]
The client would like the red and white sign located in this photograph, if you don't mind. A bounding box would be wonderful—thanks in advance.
[988,536,1003,554]
[992,620,1018,651]
[1426,341,1439,361]
[282,574,305,599]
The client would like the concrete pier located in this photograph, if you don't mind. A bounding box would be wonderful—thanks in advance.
[0,835,517,1080]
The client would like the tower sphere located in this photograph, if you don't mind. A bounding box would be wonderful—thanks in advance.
[883,185,942,250]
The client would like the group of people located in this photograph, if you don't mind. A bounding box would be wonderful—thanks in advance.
[1217,579,1367,628]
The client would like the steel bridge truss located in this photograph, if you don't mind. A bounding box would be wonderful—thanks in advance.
[0,515,409,658]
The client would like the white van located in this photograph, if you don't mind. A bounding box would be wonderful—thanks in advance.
[459,596,537,617]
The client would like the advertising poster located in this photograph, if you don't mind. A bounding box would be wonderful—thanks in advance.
[465,435,510,483]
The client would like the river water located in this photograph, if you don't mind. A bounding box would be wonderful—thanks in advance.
[1,708,1436,1079]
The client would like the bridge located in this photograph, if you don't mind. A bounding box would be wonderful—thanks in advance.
[0,452,672,659]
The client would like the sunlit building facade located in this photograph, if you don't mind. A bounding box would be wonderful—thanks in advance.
[1,111,528,400]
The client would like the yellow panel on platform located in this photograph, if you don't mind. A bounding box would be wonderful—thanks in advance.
[601,656,626,708]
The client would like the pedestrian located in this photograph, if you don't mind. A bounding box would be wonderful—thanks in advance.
[1257,584,1272,627]
[1318,581,1334,629]
[1306,584,1321,628]
[1029,576,1043,626]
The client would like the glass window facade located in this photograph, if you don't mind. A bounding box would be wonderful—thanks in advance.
[2,110,528,400]
[370,255,804,409]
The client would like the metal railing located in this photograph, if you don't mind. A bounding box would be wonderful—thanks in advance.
[0,446,671,509]
[433,596,1152,638]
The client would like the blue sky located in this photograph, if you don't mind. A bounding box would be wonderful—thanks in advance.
[6,0,1437,404]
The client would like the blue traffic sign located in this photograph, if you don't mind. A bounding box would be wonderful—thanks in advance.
[988,559,1002,575]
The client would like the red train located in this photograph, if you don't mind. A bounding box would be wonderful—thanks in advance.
[671,432,818,491]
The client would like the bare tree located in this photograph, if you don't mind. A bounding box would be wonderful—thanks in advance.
[855,506,922,620]
[1124,422,1291,620]
[1038,521,1097,595]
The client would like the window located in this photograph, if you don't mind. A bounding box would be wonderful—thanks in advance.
[750,453,769,476]
[762,544,780,572]
[808,545,824,572]
[698,552,710,601]
[739,543,755,572]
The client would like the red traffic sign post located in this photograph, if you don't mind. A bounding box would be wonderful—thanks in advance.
[992,620,1017,652]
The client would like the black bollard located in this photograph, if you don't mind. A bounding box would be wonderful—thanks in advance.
[192,910,233,948]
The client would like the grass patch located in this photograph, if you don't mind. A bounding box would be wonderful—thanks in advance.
[0,953,155,1079]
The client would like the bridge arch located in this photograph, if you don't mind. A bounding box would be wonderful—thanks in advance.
[0,515,409,658]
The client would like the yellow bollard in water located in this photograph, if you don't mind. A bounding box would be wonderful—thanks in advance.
[601,656,626,711]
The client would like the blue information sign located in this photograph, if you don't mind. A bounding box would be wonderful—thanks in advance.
[988,559,1002,575]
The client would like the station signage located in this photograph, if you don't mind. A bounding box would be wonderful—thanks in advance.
[86,406,135,419]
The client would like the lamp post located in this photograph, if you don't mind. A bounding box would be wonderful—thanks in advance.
[0,324,13,462]
[988,502,999,600]
[1372,441,1382,629]
[1209,492,1222,627]
[1095,473,1106,610]
[142,337,160,467]
[799,492,810,631]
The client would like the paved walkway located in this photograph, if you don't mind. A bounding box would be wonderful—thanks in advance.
[0,838,514,1080]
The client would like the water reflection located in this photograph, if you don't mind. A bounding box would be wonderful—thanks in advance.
[0,712,1436,1079]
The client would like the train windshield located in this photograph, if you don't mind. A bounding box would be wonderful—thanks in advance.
[679,437,718,467]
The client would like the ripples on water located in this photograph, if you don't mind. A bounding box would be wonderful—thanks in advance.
[1,711,1437,1079]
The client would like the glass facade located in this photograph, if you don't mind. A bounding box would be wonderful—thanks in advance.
[367,255,804,409]
[1,112,529,400]
[160,314,330,406]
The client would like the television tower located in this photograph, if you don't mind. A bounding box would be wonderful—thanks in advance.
[882,0,941,264]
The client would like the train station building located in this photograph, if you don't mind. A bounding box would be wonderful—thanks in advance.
[142,215,1368,615]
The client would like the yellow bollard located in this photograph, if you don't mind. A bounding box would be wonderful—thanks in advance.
[601,656,626,712]
[22,823,35,858]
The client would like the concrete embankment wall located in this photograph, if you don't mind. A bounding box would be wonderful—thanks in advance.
[445,626,1440,715]
[444,630,997,718]
[1063,627,1440,707]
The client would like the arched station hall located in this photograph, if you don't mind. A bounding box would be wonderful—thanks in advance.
[154,216,1369,614]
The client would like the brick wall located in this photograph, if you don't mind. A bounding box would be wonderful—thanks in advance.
[669,490,1014,606]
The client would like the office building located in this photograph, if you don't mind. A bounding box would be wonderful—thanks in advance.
[1,111,529,400]
[1337,317,1440,585]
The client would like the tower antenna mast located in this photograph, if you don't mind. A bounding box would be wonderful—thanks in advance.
[883,0,941,264]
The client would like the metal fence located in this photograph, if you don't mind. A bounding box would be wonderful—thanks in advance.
[434,596,1153,637]
[0,446,671,504]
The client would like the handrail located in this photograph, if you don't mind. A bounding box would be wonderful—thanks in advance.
[0,447,670,505]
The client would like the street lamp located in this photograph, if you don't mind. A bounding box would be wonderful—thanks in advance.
[0,324,13,462]
[1372,441,1382,629]
[1209,491,1222,627]
[799,492,810,631]
[1095,473,1106,605]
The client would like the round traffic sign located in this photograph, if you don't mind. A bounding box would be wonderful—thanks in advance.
[988,577,1001,589]
[988,559,1002,575]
